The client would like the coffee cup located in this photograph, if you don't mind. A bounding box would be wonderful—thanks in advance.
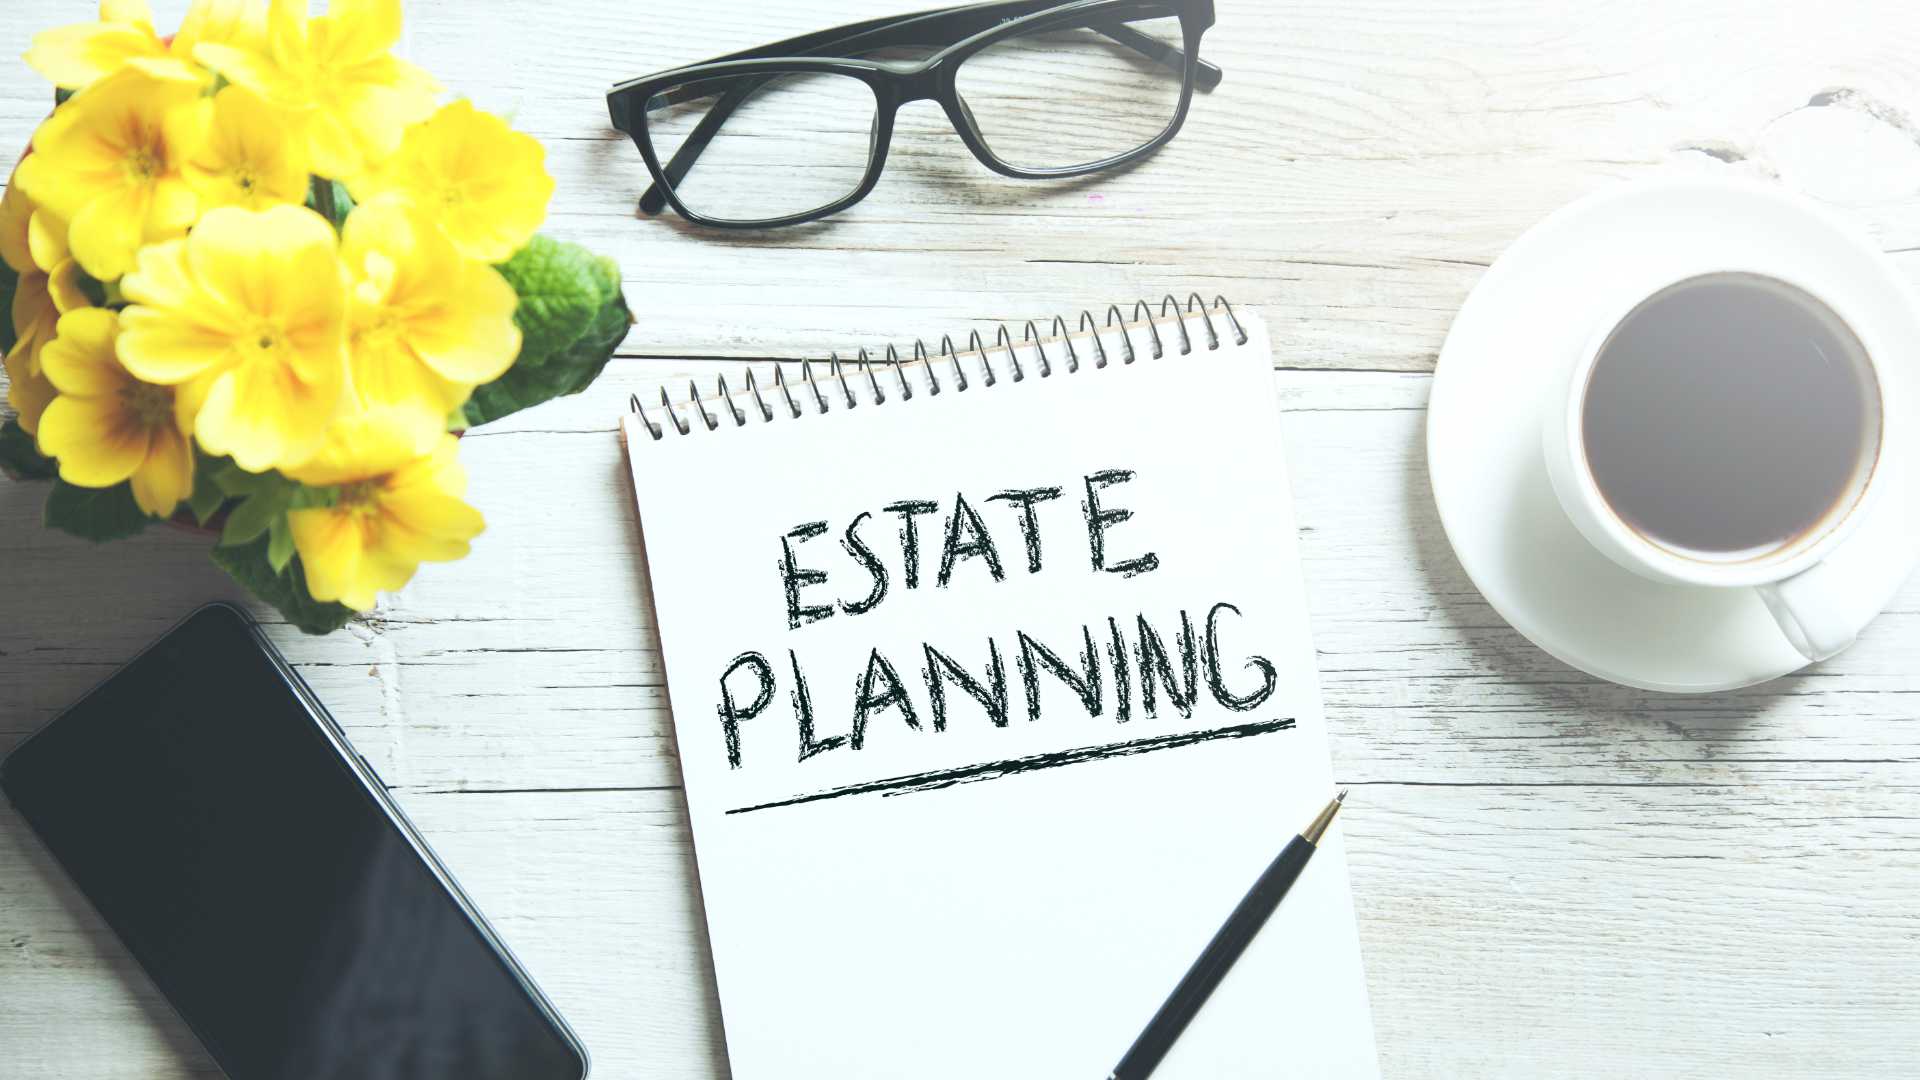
[1542,267,1902,663]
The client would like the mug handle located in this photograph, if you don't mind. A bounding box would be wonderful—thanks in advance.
[1756,559,1880,662]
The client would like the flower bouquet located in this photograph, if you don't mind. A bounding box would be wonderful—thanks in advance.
[0,0,630,633]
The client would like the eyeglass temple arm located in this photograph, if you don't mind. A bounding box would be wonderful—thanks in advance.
[635,1,1221,215]
[1095,21,1223,91]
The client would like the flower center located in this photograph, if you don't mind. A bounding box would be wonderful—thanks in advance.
[337,479,386,512]
[125,146,161,182]
[121,381,173,429]
[244,321,287,360]
[356,310,405,350]
[234,168,257,193]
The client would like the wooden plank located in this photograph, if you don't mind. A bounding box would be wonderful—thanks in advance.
[5,2,1920,366]
[5,364,1918,797]
[6,782,1919,1079]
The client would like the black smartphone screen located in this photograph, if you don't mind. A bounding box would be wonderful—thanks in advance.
[1,605,587,1080]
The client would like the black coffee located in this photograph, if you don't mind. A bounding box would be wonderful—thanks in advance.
[1581,273,1880,562]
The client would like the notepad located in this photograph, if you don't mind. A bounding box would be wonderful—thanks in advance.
[620,300,1377,1079]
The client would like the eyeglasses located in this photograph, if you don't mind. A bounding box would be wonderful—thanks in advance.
[606,0,1220,228]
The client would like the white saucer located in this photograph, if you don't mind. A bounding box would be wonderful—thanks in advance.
[1428,177,1920,692]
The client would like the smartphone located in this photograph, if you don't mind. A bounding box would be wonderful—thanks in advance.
[0,603,590,1080]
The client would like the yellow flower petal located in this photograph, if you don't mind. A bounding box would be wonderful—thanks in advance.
[101,0,155,24]
[148,177,201,238]
[338,200,519,416]
[0,180,33,274]
[314,0,403,59]
[46,259,92,314]
[119,242,239,384]
[122,235,222,325]
[21,70,203,280]
[129,424,193,516]
[37,393,151,486]
[173,0,267,60]
[39,308,128,397]
[284,414,479,610]
[28,209,72,274]
[382,492,482,558]
[184,85,311,213]
[116,307,234,386]
[283,405,437,486]
[192,42,296,103]
[192,349,341,471]
[3,345,57,434]
[25,21,166,91]
[353,99,551,262]
[68,181,153,283]
[29,98,119,171]
[413,263,522,384]
[327,63,440,172]
[119,205,349,469]
[174,369,215,433]
[195,0,438,181]
[349,334,469,418]
[185,204,343,335]
[9,271,59,375]
[387,434,467,496]
[289,508,376,610]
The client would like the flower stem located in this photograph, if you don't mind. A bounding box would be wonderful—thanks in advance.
[310,176,338,227]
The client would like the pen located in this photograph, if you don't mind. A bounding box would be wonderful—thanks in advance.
[1107,790,1348,1080]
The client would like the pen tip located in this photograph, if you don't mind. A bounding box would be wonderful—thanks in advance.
[1302,790,1346,845]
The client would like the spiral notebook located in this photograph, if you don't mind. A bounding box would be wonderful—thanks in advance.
[619,299,1377,1079]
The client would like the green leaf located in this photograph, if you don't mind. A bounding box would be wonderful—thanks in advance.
[461,235,632,428]
[207,463,334,547]
[288,483,338,510]
[212,458,282,498]
[210,534,356,636]
[220,484,290,546]
[186,455,229,525]
[306,177,355,230]
[266,516,296,572]
[0,419,56,481]
[44,479,151,542]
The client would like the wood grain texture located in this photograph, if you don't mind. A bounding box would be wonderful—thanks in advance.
[3,2,1920,1078]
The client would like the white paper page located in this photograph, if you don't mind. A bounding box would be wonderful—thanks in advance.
[625,311,1376,1080]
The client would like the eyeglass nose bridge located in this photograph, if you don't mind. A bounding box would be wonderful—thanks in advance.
[882,60,948,106]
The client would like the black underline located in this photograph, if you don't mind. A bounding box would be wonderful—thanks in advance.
[724,718,1297,815]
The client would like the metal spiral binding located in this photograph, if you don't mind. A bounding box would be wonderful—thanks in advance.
[627,294,1247,441]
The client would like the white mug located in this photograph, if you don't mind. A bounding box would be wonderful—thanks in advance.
[1541,268,1902,663]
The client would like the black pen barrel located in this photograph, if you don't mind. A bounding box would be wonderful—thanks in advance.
[1110,836,1314,1080]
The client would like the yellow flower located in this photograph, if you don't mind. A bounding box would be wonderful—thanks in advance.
[340,199,519,424]
[0,178,33,273]
[2,180,90,433]
[25,0,265,91]
[351,99,553,262]
[13,69,207,281]
[118,205,347,472]
[34,308,194,517]
[4,269,60,433]
[194,0,440,182]
[182,86,313,212]
[285,410,484,611]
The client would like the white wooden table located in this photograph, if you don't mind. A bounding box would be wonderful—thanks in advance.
[6,1,1920,1076]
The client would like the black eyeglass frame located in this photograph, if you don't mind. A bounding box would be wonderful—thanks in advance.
[606,0,1220,228]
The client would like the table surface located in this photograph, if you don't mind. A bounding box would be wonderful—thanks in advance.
[5,1,1920,1077]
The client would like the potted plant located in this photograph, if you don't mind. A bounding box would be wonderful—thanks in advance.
[1,0,630,633]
